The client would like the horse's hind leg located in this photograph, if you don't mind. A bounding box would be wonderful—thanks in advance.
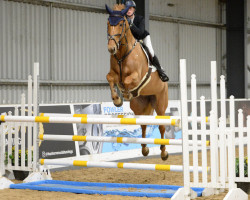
[159,125,168,160]
[155,85,169,161]
[141,125,149,156]
[130,96,153,157]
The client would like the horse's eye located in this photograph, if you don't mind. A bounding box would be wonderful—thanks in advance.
[120,24,123,27]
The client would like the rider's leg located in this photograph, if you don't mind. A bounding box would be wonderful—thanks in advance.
[143,35,169,82]
[143,35,155,57]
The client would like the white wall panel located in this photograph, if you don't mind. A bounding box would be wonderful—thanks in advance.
[56,0,116,8]
[0,0,221,103]
[52,8,110,81]
[51,86,110,103]
[179,24,217,83]
[0,1,49,80]
[150,0,219,23]
[149,20,179,81]
[0,85,28,104]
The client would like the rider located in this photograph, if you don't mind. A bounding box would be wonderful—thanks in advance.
[125,0,169,82]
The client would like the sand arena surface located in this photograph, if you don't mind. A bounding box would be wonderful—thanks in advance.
[0,153,249,200]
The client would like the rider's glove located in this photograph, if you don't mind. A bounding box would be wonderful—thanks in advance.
[127,17,132,25]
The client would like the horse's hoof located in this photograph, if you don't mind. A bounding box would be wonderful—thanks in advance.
[114,98,123,107]
[161,151,169,161]
[142,147,149,156]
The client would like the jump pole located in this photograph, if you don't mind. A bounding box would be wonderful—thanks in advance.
[39,134,210,146]
[41,113,210,123]
[40,159,209,173]
[0,115,180,126]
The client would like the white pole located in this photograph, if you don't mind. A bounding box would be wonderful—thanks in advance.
[0,115,180,126]
[210,111,217,187]
[180,59,191,199]
[228,96,236,189]
[191,74,198,185]
[14,107,19,169]
[218,117,226,188]
[41,113,210,123]
[210,61,219,191]
[220,75,227,183]
[247,116,250,182]
[7,112,12,169]
[39,134,209,146]
[21,94,26,169]
[40,159,206,173]
[0,121,4,176]
[33,62,39,171]
[200,96,208,185]
[28,75,33,169]
[238,109,244,180]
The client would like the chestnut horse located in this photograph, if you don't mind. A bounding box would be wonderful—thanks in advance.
[105,4,169,160]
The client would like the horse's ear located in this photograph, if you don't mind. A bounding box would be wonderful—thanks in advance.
[105,4,113,15]
[121,6,129,16]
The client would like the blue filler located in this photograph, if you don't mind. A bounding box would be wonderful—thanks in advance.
[10,180,204,198]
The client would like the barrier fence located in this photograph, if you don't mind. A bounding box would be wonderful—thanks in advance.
[0,60,249,200]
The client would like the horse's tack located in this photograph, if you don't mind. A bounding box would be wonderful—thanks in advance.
[114,40,137,86]
[117,68,152,100]
[116,43,153,100]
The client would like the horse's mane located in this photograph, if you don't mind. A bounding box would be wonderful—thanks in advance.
[112,4,125,11]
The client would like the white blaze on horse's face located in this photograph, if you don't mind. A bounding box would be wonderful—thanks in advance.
[107,20,125,55]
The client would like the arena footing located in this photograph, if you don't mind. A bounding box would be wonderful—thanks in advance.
[10,180,204,198]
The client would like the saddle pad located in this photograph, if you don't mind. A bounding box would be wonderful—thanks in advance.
[140,44,157,73]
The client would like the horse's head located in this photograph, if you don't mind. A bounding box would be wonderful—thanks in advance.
[106,4,129,55]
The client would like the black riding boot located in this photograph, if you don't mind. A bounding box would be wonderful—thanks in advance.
[152,56,169,82]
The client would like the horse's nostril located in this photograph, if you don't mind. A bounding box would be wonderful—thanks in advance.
[108,47,116,54]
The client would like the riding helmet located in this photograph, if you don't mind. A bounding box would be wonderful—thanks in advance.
[125,0,136,8]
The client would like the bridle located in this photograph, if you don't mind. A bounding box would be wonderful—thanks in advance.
[107,15,137,84]
[107,15,128,50]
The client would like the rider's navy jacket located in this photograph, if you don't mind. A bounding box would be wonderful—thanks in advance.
[129,15,149,40]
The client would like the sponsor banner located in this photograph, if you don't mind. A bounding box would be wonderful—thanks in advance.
[101,101,182,153]
[73,104,103,156]
[39,105,76,159]
[102,102,151,153]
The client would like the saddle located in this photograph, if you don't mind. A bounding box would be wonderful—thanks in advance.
[139,41,153,66]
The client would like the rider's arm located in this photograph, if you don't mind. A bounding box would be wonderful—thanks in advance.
[130,16,145,39]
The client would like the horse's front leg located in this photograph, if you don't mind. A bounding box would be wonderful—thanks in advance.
[106,72,123,107]
[141,125,149,156]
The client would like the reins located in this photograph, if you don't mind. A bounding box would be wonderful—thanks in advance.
[107,17,137,85]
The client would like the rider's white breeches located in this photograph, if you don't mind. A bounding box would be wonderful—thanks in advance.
[143,35,155,57]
